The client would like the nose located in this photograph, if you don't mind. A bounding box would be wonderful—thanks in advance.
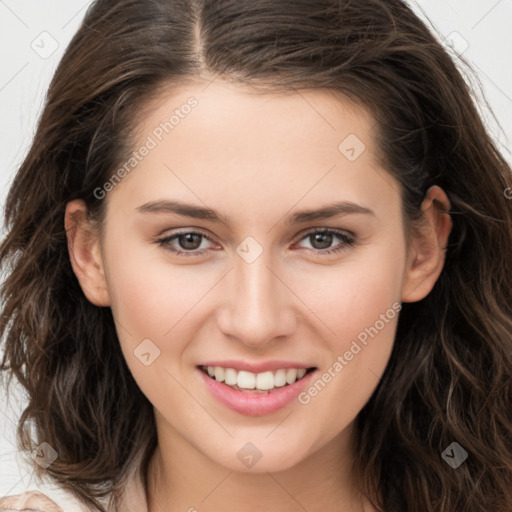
[216,250,298,349]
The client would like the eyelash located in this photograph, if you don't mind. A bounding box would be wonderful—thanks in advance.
[155,228,357,257]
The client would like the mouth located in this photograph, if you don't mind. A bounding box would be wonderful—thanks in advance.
[198,364,317,393]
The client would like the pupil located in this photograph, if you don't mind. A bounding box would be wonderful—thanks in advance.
[312,233,332,250]
[180,233,201,250]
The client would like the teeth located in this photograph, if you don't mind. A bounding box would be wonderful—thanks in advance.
[224,368,238,386]
[256,371,274,390]
[214,367,225,382]
[274,369,287,387]
[237,370,256,389]
[285,368,298,384]
[204,365,311,391]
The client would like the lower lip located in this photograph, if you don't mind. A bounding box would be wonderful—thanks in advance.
[197,368,316,416]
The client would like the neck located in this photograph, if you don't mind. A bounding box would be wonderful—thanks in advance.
[146,416,375,512]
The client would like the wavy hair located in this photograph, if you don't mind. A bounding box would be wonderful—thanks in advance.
[1,0,512,510]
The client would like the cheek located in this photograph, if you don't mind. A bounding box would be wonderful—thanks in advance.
[305,235,405,345]
[295,264,402,462]
[104,240,210,339]
[101,239,209,392]
[294,242,404,444]
[102,243,205,407]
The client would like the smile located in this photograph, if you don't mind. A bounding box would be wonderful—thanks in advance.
[199,365,315,392]
[196,364,318,416]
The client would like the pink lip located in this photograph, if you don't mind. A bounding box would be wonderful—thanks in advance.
[199,360,314,373]
[196,367,316,416]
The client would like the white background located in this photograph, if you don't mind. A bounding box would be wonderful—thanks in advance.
[1,0,511,498]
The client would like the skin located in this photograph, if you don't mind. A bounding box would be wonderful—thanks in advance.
[65,78,452,512]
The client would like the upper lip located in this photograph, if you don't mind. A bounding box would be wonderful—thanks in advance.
[198,360,316,373]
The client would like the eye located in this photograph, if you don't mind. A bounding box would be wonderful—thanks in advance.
[156,228,356,257]
[156,230,216,256]
[293,228,356,255]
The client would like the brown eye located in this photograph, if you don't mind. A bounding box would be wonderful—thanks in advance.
[308,232,334,250]
[296,229,356,255]
[157,231,214,256]
[176,233,203,250]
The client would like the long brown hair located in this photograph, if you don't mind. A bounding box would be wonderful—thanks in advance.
[2,1,512,510]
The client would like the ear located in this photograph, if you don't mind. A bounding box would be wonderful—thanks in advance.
[401,185,452,303]
[64,200,111,307]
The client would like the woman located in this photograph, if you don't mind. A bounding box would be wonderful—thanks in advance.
[1,0,512,511]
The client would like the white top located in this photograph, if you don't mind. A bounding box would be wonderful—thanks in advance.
[0,463,148,512]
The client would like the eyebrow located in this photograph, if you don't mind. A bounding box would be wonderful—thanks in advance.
[136,199,375,225]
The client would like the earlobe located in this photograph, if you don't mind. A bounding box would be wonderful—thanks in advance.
[65,200,111,307]
[401,185,452,303]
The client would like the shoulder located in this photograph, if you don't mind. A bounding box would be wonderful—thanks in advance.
[0,456,147,512]
[0,489,92,512]
[0,490,64,511]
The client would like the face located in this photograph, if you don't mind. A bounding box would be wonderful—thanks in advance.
[67,79,449,474]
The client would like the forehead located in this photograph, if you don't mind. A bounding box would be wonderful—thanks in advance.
[135,79,377,157]
[105,79,400,224]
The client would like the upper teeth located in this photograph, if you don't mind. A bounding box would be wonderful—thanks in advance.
[205,366,308,391]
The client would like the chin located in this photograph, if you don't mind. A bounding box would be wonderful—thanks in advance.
[205,440,309,474]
